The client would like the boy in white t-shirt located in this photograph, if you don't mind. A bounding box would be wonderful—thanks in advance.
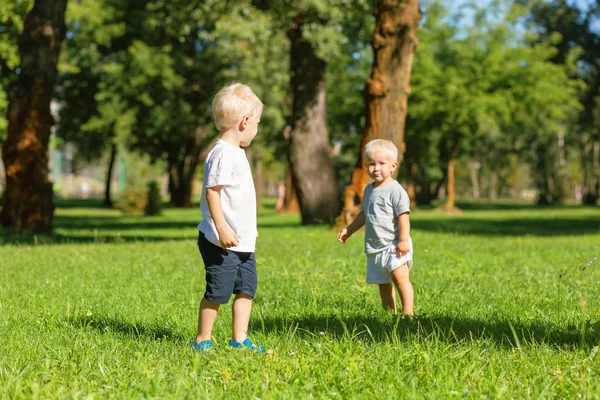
[191,83,264,352]
[337,139,415,318]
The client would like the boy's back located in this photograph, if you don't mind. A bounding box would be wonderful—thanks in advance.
[198,139,257,253]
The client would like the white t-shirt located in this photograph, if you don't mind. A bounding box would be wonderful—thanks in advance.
[198,139,257,252]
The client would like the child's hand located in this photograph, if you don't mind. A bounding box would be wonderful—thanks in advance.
[394,241,410,256]
[219,228,239,248]
[337,228,351,243]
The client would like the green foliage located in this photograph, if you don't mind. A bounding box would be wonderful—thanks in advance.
[1,203,600,396]
[404,0,582,203]
[144,181,162,216]
[0,0,33,143]
[115,187,147,216]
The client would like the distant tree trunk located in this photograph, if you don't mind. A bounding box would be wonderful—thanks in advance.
[489,171,498,200]
[338,0,421,227]
[253,151,264,208]
[581,139,599,205]
[0,0,67,233]
[535,145,551,205]
[469,161,480,199]
[405,160,418,210]
[287,23,340,225]
[168,126,212,207]
[104,143,117,208]
[441,132,460,211]
[280,158,300,214]
[444,159,456,209]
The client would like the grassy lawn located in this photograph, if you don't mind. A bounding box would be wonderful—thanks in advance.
[1,200,599,398]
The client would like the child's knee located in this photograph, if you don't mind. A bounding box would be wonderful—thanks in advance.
[392,264,411,283]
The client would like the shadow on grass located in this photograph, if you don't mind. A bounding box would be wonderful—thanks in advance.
[414,216,600,236]
[251,313,599,349]
[66,314,186,343]
[0,212,301,245]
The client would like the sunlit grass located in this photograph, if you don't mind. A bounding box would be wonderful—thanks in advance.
[1,200,599,398]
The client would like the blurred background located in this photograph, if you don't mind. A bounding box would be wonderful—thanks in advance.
[0,0,599,232]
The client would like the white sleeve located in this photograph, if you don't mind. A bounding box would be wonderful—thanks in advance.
[205,153,236,188]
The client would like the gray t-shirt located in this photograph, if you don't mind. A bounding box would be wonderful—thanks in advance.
[360,180,411,254]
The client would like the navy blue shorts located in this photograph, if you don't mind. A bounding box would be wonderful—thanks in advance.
[197,232,258,304]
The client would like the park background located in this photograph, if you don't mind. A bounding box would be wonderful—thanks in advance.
[1,0,600,398]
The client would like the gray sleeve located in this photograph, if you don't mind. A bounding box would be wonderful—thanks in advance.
[393,185,411,216]
[360,185,371,212]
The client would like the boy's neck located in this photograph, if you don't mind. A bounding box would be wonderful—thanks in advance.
[219,129,242,147]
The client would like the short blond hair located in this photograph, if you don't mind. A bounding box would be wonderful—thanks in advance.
[212,83,263,131]
[364,139,398,161]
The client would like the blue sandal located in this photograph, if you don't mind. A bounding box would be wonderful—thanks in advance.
[228,338,265,353]
[190,339,214,352]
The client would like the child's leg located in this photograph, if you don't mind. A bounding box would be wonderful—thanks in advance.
[232,294,253,342]
[195,297,220,343]
[391,263,414,315]
[378,283,397,312]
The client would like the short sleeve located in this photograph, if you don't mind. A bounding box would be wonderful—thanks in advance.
[205,152,236,188]
[360,185,371,212]
[392,185,411,216]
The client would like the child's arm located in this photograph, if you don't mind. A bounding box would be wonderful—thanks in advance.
[337,211,366,243]
[206,185,239,248]
[395,212,411,255]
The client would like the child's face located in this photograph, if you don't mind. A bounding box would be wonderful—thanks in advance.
[240,114,261,147]
[366,151,398,186]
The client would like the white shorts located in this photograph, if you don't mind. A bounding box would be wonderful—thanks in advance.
[366,240,413,284]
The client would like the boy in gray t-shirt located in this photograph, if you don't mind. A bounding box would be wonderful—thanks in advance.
[337,139,414,317]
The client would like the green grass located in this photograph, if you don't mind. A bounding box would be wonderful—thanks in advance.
[1,200,600,398]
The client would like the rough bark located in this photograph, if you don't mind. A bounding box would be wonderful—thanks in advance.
[0,0,67,233]
[338,0,421,226]
[104,143,117,208]
[287,23,340,225]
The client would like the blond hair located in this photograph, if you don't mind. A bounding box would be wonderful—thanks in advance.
[212,83,263,131]
[364,139,398,161]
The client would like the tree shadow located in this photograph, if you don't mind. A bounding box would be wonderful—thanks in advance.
[250,312,598,349]
[66,314,186,343]
[414,216,600,236]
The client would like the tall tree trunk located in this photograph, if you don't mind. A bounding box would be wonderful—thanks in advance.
[0,0,67,233]
[104,142,117,208]
[168,126,213,207]
[287,23,340,225]
[338,0,421,226]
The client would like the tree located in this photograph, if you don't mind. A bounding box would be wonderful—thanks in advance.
[0,0,67,233]
[0,1,33,145]
[56,0,288,207]
[254,0,375,225]
[339,0,421,224]
[403,0,581,208]
[522,0,600,204]
[56,0,130,207]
